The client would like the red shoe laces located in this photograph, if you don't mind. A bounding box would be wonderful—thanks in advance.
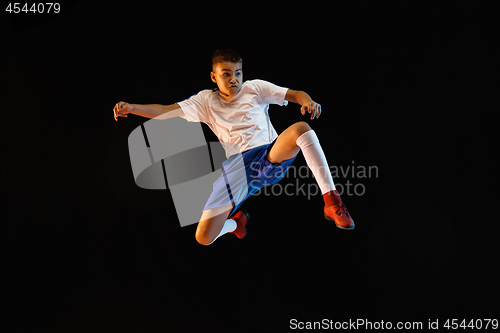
[336,203,350,217]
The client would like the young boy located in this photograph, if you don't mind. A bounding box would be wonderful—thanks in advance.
[113,49,354,245]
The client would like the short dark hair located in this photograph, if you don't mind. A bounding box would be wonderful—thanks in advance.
[212,49,242,70]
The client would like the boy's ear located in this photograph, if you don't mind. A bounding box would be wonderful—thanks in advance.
[210,71,217,83]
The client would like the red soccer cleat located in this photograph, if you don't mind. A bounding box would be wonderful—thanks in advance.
[323,190,355,230]
[230,210,250,239]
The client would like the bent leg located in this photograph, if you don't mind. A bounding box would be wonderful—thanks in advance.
[195,203,234,245]
[295,129,336,194]
[266,121,311,164]
[269,121,336,194]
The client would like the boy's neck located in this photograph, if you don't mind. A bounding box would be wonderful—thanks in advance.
[218,90,237,101]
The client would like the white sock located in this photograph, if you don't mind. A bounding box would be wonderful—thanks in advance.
[296,130,336,195]
[212,219,237,243]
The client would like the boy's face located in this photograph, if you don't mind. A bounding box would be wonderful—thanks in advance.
[210,61,243,98]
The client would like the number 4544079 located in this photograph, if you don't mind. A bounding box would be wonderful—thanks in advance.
[444,319,498,330]
[5,3,61,14]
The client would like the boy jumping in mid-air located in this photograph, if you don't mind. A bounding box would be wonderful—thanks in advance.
[113,49,354,245]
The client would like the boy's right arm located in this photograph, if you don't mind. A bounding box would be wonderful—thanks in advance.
[113,102,183,121]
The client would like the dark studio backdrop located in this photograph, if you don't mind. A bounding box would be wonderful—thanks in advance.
[1,1,495,332]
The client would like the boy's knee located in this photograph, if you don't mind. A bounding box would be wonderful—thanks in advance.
[293,121,312,138]
[195,229,214,246]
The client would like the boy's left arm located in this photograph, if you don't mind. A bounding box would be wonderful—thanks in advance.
[285,89,321,120]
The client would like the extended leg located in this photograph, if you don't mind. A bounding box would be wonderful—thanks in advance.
[266,121,334,193]
[266,121,311,164]
[268,121,354,229]
[295,129,355,229]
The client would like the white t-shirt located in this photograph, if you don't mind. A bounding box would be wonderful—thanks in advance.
[177,79,289,158]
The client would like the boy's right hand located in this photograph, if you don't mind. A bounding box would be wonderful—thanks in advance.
[113,101,133,121]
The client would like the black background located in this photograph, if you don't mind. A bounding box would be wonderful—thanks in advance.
[1,1,496,332]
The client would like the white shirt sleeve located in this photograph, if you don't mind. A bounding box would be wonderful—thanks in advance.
[252,79,289,106]
[177,90,211,124]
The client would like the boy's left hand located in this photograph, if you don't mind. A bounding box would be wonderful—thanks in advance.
[301,101,321,120]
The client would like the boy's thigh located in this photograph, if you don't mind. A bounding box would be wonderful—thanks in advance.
[200,202,234,221]
[266,122,309,164]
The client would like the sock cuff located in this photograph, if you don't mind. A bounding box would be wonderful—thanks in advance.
[225,218,237,232]
[296,130,319,150]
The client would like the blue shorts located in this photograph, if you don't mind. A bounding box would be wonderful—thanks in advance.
[203,138,298,218]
